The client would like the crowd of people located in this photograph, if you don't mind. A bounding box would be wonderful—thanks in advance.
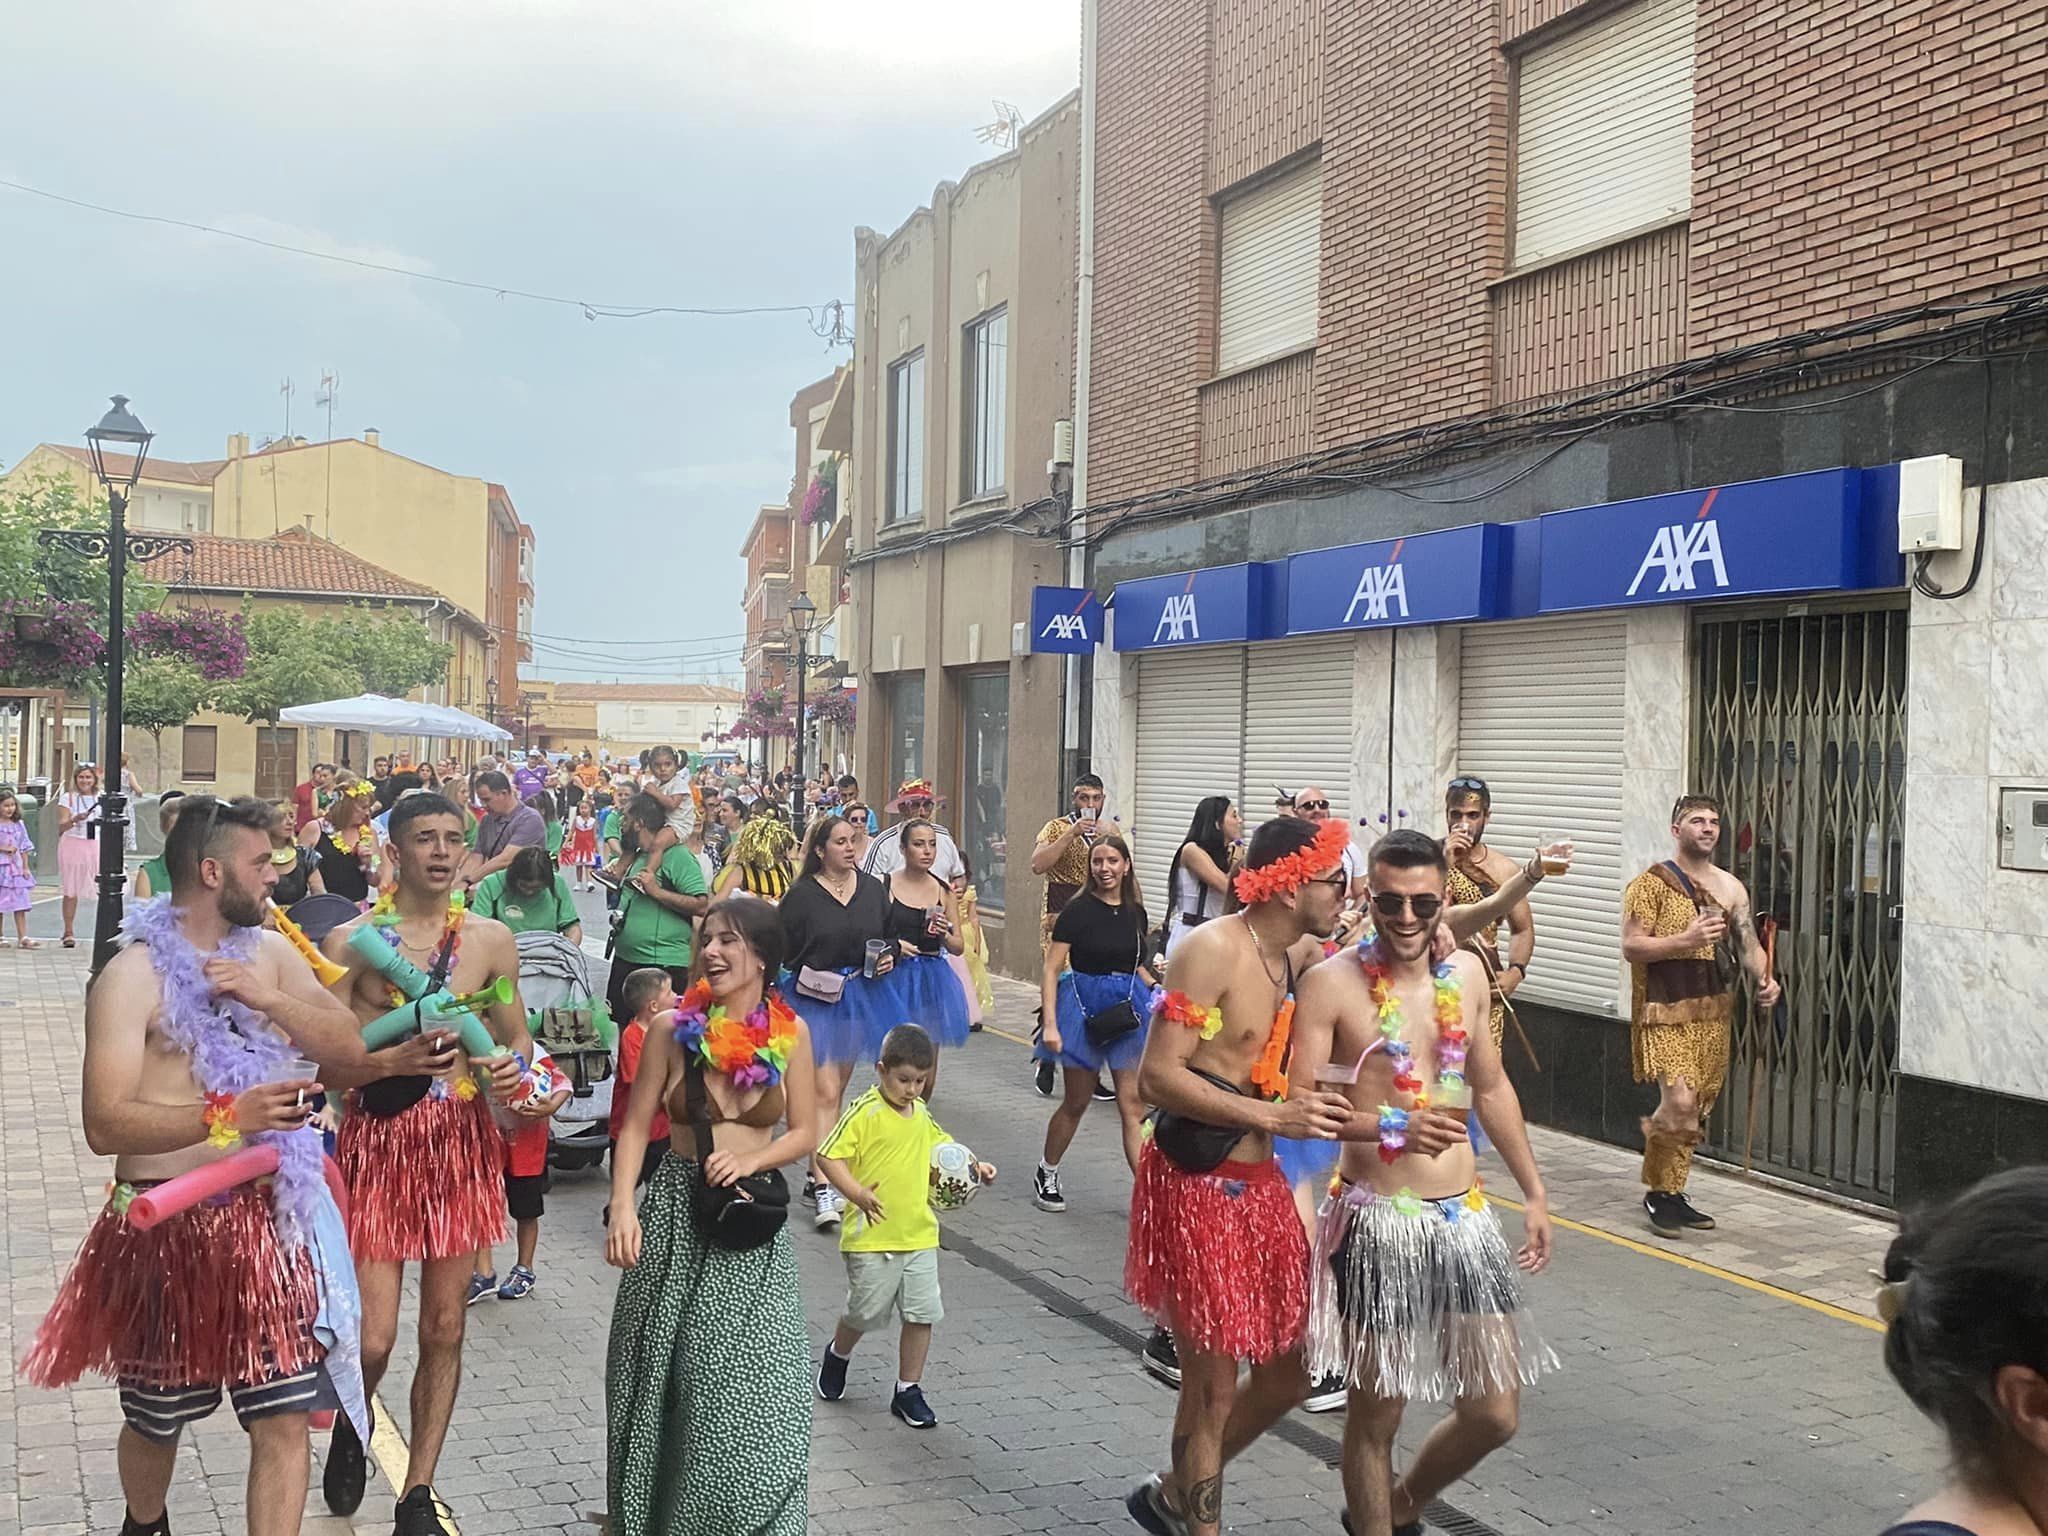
[24,731,2037,1536]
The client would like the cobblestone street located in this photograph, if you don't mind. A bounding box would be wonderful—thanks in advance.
[3,890,1945,1534]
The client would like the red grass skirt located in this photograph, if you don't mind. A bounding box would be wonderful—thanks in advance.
[1124,1142,1309,1363]
[23,1184,321,1392]
[338,1090,505,1262]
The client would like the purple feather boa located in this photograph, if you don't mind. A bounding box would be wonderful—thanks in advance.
[120,896,326,1249]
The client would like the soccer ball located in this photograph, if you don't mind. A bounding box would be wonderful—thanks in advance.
[929,1141,983,1210]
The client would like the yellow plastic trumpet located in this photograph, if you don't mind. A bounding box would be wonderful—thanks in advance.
[269,902,348,987]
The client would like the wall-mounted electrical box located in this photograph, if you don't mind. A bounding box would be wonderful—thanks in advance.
[1897,454,1965,553]
[1998,786,2048,872]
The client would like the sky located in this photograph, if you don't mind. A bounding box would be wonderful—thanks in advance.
[0,3,1077,682]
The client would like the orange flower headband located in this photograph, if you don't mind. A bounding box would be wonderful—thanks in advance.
[1232,817,1353,904]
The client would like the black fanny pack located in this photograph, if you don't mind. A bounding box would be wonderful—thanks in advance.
[1151,1069,1249,1173]
[684,1052,788,1250]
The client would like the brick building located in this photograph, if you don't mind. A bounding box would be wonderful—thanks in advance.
[1081,0,2048,1207]
[740,503,794,703]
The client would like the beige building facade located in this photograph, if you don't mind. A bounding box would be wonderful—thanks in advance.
[848,91,1080,977]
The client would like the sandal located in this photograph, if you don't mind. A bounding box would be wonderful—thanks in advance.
[18,939,37,949]
[61,936,76,948]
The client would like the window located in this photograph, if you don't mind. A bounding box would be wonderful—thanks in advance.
[517,598,533,642]
[1217,159,1321,375]
[1512,0,1696,269]
[517,540,533,583]
[884,672,925,790]
[182,725,219,782]
[959,671,1008,911]
[962,308,1007,499]
[886,351,926,524]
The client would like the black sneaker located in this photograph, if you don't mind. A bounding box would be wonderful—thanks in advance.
[1670,1193,1716,1230]
[322,1408,369,1516]
[817,1346,849,1402]
[120,1512,170,1536]
[1033,1164,1067,1213]
[1126,1474,1191,1536]
[1644,1191,1685,1239]
[1142,1327,1181,1387]
[1034,1059,1056,1097]
[1092,1076,1118,1102]
[393,1485,453,1536]
[802,1175,819,1207]
[890,1382,937,1428]
[1303,1373,1348,1413]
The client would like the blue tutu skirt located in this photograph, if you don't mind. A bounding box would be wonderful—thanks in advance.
[872,951,972,1050]
[1274,1134,1342,1190]
[1036,970,1157,1076]
[784,967,896,1067]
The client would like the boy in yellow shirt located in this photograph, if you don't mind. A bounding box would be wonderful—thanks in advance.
[815,1024,996,1427]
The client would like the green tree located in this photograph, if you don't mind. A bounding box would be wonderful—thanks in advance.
[0,472,167,639]
[337,605,455,697]
[212,609,359,724]
[122,657,216,788]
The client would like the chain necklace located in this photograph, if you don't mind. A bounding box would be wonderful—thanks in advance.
[1238,911,1284,989]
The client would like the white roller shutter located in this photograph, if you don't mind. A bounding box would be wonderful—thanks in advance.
[1513,0,1695,268]
[1457,617,1627,1013]
[1134,648,1246,903]
[1241,637,1357,839]
[1217,161,1321,374]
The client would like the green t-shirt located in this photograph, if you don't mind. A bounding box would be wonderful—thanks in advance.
[545,821,566,859]
[137,855,171,899]
[818,1088,951,1253]
[470,870,580,935]
[615,845,707,967]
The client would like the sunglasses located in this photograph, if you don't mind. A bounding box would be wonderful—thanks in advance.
[1295,799,1330,814]
[1369,891,1444,920]
[1448,776,1489,794]
[1312,871,1349,890]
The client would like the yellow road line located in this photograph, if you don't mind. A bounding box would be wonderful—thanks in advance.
[1490,1193,1884,1333]
[366,1390,463,1534]
[970,1017,1885,1334]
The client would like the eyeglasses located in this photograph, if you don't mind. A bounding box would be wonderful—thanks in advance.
[1369,891,1444,920]
[1312,871,1349,890]
[1295,800,1330,814]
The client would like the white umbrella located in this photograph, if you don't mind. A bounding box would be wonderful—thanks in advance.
[278,694,512,742]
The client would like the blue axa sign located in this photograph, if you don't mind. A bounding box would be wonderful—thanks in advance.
[1538,468,1867,613]
[1112,562,1275,651]
[1028,586,1104,654]
[1285,523,1502,635]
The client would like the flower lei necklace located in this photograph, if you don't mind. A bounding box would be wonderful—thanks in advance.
[670,979,797,1090]
[1358,939,1465,1164]
[368,890,464,1008]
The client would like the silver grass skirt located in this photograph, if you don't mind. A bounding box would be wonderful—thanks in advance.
[1306,1182,1560,1403]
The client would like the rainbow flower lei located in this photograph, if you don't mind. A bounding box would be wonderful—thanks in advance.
[670,980,797,1091]
[1156,990,1224,1041]
[368,891,464,1009]
[1358,940,1465,1165]
[1232,817,1353,904]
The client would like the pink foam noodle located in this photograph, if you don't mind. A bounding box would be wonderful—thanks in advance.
[126,1146,278,1230]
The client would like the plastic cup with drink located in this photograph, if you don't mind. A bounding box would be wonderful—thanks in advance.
[863,939,891,979]
[1538,837,1574,877]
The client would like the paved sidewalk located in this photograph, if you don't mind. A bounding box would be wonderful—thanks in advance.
[4,919,1945,1535]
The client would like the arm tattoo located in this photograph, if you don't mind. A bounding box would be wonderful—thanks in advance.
[1188,1474,1223,1525]
[1732,900,1768,975]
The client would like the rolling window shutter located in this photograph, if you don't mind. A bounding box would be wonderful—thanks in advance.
[1134,648,1247,903]
[1218,162,1321,374]
[1513,0,1695,268]
[1457,618,1628,1012]
[1240,637,1356,843]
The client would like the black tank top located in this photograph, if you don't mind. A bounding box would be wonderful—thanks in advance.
[884,878,945,956]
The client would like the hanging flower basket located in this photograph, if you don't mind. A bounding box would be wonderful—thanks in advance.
[809,689,856,729]
[11,613,52,644]
[127,608,249,682]
[0,599,104,688]
[799,457,840,527]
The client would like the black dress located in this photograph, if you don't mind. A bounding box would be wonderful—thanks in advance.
[315,831,370,904]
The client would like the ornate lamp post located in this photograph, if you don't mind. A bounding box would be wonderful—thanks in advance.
[44,397,193,978]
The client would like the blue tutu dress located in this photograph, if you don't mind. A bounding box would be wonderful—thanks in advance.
[785,967,897,1067]
[875,951,972,1050]
[1274,1133,1342,1190]
[1036,970,1158,1076]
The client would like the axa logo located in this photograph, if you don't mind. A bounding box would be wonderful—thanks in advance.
[1152,592,1200,644]
[1040,613,1092,641]
[1345,562,1409,624]
[1628,519,1728,596]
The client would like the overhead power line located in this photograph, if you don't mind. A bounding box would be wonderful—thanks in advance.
[0,176,853,339]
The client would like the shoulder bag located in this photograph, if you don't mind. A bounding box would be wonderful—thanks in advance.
[1150,1069,1249,1173]
[682,1049,789,1250]
[1080,908,1146,1051]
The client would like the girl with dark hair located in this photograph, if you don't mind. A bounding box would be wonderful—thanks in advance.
[606,896,818,1535]
[1032,834,1158,1211]
[777,814,895,1230]
[1164,795,1242,964]
[1879,1166,2048,1536]
[876,820,972,1058]
[473,845,583,943]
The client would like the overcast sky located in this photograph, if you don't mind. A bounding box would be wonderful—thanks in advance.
[0,3,1077,682]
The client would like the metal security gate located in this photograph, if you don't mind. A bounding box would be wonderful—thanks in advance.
[1691,604,1905,1204]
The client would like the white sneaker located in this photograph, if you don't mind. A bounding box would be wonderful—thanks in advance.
[1033,1165,1066,1213]
[814,1184,843,1231]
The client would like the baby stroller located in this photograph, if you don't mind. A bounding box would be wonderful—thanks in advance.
[515,930,615,1172]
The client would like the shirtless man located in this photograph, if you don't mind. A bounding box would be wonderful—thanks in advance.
[1443,776,1535,1052]
[1291,829,1559,1536]
[319,791,564,1535]
[23,795,412,1536]
[1621,795,1781,1237]
[1123,815,1354,1536]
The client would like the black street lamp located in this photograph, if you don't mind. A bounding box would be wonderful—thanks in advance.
[45,397,193,979]
[518,690,540,753]
[484,673,499,726]
[786,592,833,828]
